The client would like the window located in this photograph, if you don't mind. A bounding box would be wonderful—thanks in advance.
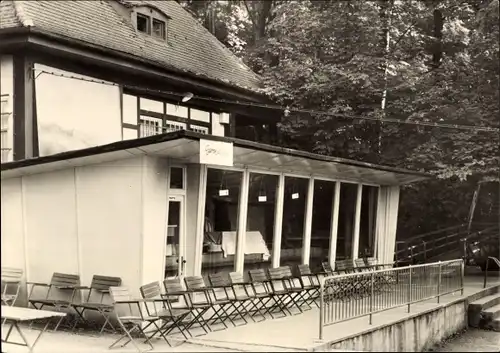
[152,19,166,39]
[139,116,162,137]
[137,13,151,34]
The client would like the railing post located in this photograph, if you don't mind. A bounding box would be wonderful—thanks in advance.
[369,272,374,324]
[437,261,442,303]
[319,277,324,340]
[460,259,464,295]
[407,265,412,313]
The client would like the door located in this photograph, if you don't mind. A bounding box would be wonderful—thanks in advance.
[165,195,186,278]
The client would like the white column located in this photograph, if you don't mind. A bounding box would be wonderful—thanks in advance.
[328,181,341,269]
[235,169,250,273]
[193,165,207,276]
[272,174,285,268]
[384,186,400,264]
[301,177,315,265]
[351,183,363,260]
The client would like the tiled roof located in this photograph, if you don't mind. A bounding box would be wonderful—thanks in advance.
[0,0,262,93]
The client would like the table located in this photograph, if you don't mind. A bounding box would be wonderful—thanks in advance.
[1,306,66,352]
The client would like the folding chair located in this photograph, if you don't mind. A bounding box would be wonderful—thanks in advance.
[322,262,336,275]
[336,259,367,299]
[267,267,307,315]
[27,272,81,331]
[71,275,122,334]
[228,272,270,322]
[163,278,211,335]
[296,264,322,308]
[184,276,239,330]
[108,286,155,352]
[1,267,23,306]
[140,282,192,344]
[208,273,249,325]
[248,269,288,319]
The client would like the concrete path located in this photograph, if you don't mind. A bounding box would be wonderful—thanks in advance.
[430,328,500,352]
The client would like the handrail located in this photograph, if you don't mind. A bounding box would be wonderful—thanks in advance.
[318,259,464,340]
[395,224,498,264]
[484,256,500,288]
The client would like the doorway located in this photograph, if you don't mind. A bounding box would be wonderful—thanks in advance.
[164,195,186,278]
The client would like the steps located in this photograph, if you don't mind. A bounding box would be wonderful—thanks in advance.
[468,288,500,332]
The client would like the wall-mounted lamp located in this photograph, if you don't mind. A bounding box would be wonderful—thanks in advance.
[182,92,194,103]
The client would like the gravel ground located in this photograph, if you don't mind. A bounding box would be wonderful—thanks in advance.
[429,329,500,352]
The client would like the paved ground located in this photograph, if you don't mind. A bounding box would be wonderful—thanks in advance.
[430,329,500,352]
[2,270,498,352]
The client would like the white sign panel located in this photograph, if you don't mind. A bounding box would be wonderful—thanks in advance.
[199,139,234,166]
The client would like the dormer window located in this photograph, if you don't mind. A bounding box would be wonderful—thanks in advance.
[152,19,166,39]
[134,7,168,40]
[137,13,151,34]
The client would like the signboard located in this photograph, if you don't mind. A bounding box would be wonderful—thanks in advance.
[199,139,234,167]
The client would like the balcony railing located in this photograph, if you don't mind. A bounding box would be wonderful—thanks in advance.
[318,259,464,339]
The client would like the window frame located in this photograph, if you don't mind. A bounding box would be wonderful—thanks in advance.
[152,18,166,40]
[136,13,151,35]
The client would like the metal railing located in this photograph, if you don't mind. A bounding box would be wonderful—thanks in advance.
[484,256,500,288]
[318,259,464,339]
[394,224,499,265]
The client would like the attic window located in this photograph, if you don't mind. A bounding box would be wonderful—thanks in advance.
[137,13,151,34]
[152,19,166,39]
[136,11,167,40]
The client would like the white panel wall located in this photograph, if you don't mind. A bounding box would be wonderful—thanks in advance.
[35,64,122,157]
[1,178,26,268]
[141,156,169,286]
[76,157,143,293]
[1,55,14,163]
[23,169,79,283]
[1,156,146,304]
[375,186,401,265]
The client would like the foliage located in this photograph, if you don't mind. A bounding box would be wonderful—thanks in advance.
[179,0,499,236]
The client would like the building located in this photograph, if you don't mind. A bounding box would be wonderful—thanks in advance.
[0,0,430,303]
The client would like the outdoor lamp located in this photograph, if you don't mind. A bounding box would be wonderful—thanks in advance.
[181,92,194,103]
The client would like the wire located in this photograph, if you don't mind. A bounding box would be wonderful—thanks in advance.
[33,69,500,134]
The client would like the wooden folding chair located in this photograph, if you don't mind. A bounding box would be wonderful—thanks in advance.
[322,262,336,275]
[184,276,236,330]
[27,272,81,331]
[1,267,23,306]
[163,278,211,335]
[208,273,249,326]
[139,281,191,344]
[267,267,306,315]
[108,286,155,352]
[296,264,322,308]
[248,269,288,319]
[228,272,269,322]
[71,275,122,334]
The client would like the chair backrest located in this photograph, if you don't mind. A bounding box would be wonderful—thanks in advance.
[1,268,23,284]
[140,281,162,299]
[229,272,245,284]
[322,262,334,273]
[208,273,230,287]
[50,273,80,287]
[140,281,165,316]
[109,286,131,302]
[366,257,378,267]
[163,278,184,293]
[354,258,366,270]
[249,269,268,282]
[267,267,286,280]
[184,276,207,290]
[335,259,354,274]
[90,275,122,292]
[297,264,312,276]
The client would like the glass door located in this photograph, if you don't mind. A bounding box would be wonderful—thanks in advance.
[165,195,186,278]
